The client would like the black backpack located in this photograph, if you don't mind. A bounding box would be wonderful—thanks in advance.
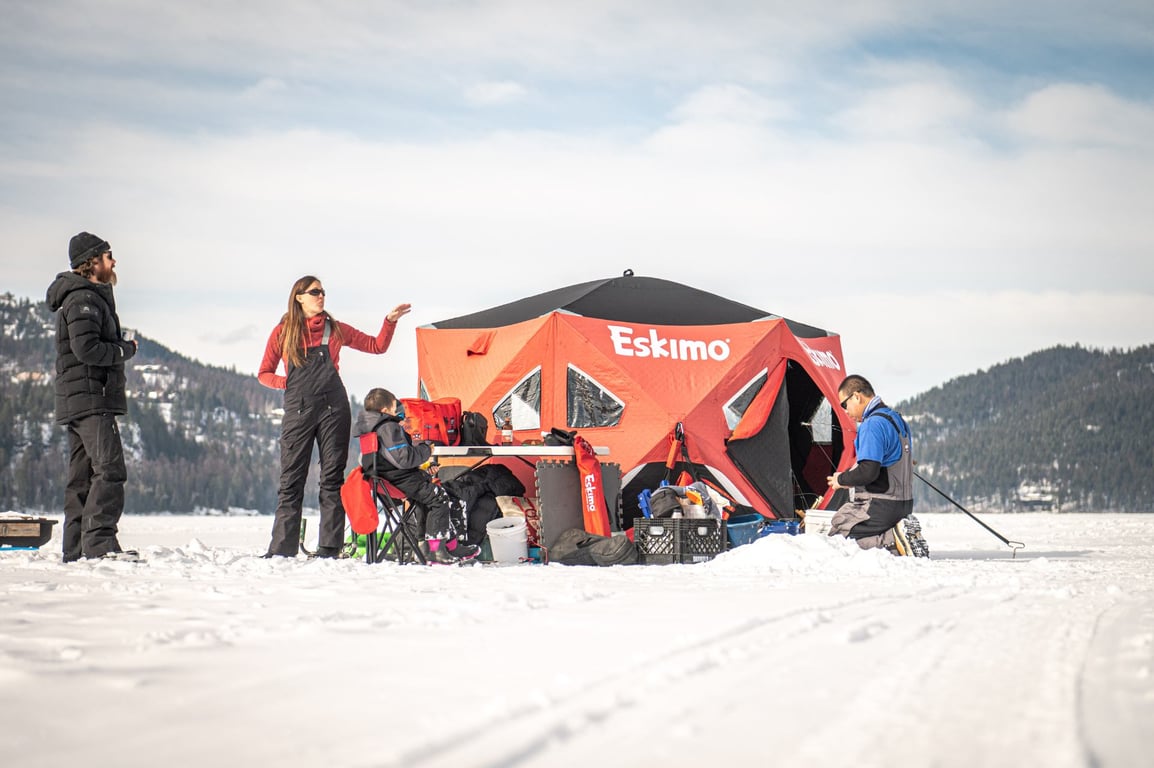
[459,411,490,445]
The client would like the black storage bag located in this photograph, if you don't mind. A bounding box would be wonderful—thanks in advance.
[473,464,526,497]
[552,528,637,566]
[590,534,637,566]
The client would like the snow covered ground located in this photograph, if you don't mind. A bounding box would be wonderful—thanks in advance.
[2,512,1152,768]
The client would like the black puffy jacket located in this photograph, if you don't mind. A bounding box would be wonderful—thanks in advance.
[45,271,136,424]
[353,410,432,472]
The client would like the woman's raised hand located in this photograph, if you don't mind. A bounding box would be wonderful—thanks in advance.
[386,303,413,323]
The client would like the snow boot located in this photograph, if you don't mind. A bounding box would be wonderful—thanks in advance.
[310,545,343,560]
[894,515,930,558]
[425,538,459,566]
[100,549,141,562]
[445,537,480,562]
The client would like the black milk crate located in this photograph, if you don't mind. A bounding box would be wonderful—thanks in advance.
[635,518,726,565]
[635,518,678,564]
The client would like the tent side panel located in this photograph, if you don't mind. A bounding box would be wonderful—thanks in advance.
[726,370,795,517]
[416,319,547,407]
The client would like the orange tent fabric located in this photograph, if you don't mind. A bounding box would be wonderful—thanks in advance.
[415,274,855,525]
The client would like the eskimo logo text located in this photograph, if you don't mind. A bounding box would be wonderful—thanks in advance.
[584,474,598,511]
[607,325,730,361]
[799,342,841,370]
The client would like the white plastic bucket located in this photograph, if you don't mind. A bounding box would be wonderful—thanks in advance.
[804,510,835,536]
[486,516,528,563]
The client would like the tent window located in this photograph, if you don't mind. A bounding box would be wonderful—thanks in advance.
[493,367,541,431]
[566,364,624,428]
[724,369,768,430]
[811,399,833,443]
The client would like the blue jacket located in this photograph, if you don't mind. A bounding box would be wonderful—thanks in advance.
[854,397,910,468]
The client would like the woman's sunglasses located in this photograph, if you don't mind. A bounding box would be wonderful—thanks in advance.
[300,288,326,297]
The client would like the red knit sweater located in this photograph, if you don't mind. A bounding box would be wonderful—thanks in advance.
[258,313,396,390]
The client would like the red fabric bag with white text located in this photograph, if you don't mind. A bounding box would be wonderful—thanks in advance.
[400,397,462,446]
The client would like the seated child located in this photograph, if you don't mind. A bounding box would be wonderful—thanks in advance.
[356,388,479,564]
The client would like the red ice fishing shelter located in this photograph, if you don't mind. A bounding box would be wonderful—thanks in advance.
[415,273,854,526]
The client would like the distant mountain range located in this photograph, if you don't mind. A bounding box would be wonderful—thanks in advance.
[4,291,1152,513]
[899,344,1154,513]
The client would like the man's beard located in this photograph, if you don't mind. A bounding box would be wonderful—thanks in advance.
[95,265,117,286]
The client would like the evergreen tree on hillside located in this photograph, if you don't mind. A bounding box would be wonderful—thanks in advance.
[4,291,1153,512]
[0,292,327,513]
[900,344,1154,512]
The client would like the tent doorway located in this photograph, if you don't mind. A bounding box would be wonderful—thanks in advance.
[726,360,844,518]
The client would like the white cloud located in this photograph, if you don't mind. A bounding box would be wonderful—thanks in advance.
[834,79,980,141]
[670,84,792,125]
[5,1,1154,401]
[240,78,290,100]
[7,94,1151,309]
[1007,83,1154,148]
[463,80,529,106]
[792,290,1154,403]
[643,85,794,164]
[0,1,931,105]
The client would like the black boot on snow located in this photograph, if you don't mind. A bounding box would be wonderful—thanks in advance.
[899,515,930,558]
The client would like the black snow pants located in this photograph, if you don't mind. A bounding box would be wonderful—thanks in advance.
[266,338,351,556]
[378,466,456,540]
[62,413,127,561]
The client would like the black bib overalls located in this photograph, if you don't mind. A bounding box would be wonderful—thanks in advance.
[266,321,352,556]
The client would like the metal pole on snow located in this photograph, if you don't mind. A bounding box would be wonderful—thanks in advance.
[915,471,1026,557]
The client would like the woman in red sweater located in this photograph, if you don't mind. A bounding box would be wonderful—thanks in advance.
[259,274,411,558]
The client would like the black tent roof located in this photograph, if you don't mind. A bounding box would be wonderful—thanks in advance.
[427,272,831,338]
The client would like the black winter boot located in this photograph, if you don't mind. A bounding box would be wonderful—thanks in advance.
[425,539,459,565]
[446,538,480,561]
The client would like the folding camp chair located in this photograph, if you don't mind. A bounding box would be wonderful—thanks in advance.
[358,431,427,565]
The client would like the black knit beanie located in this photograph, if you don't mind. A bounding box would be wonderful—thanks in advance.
[69,231,110,269]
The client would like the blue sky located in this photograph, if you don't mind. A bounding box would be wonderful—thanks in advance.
[4,1,1153,403]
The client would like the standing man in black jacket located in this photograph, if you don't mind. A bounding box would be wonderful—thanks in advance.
[45,232,138,562]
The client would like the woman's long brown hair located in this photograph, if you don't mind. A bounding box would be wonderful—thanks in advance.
[278,275,342,369]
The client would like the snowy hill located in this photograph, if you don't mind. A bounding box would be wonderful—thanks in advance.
[5,290,1153,513]
[1,292,286,513]
[900,344,1154,512]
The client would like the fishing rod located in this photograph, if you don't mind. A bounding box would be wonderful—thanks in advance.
[914,471,1025,557]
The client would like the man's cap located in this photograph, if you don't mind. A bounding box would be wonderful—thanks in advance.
[69,232,110,269]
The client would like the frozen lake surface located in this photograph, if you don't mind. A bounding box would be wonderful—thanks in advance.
[2,512,1152,767]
